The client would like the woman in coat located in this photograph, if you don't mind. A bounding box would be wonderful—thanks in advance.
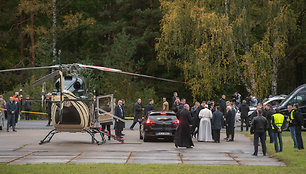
[225,106,233,142]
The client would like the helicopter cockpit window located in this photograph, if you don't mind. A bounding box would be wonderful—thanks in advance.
[74,81,81,90]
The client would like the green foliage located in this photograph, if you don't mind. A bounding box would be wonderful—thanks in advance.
[156,0,305,99]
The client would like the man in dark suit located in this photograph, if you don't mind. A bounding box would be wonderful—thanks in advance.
[144,99,155,118]
[239,100,250,131]
[6,97,17,132]
[130,98,143,130]
[114,100,125,138]
[212,106,223,143]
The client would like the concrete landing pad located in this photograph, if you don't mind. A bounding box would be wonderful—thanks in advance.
[0,121,285,166]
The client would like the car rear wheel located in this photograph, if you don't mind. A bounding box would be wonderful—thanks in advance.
[143,133,150,142]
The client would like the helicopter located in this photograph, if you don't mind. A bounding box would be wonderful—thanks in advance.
[0,63,181,145]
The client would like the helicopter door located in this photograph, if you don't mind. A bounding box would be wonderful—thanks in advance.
[96,94,114,124]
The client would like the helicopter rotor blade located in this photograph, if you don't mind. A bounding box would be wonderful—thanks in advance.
[77,64,182,83]
[32,70,60,86]
[0,65,59,73]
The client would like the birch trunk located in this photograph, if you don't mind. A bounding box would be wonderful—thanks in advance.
[225,0,252,94]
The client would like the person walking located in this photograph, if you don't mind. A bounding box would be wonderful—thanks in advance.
[287,105,298,148]
[239,100,250,131]
[212,106,223,143]
[100,101,113,140]
[162,97,169,111]
[24,95,32,120]
[6,97,17,132]
[198,105,213,142]
[271,108,286,152]
[114,100,125,138]
[174,104,194,148]
[265,104,275,143]
[251,109,269,156]
[130,98,143,130]
[293,104,304,150]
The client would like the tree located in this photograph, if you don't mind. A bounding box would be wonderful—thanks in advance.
[156,0,302,99]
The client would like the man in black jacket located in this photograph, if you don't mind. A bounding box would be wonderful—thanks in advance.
[293,104,304,150]
[144,99,155,118]
[130,98,143,130]
[212,106,223,143]
[239,100,250,131]
[6,97,17,132]
[251,109,269,156]
[24,95,32,120]
[114,100,125,138]
[265,104,275,143]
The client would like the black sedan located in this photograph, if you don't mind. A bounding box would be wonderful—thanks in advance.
[139,111,179,142]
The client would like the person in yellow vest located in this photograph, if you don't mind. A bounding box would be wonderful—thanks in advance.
[287,105,298,148]
[271,108,286,152]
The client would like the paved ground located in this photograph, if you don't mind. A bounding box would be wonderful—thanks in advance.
[0,120,285,166]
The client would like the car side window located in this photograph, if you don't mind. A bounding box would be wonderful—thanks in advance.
[297,89,306,106]
[292,88,306,106]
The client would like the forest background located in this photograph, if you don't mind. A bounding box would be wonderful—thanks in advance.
[0,0,305,116]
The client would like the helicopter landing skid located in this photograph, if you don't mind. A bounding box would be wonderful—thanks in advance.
[39,129,57,145]
[86,128,106,145]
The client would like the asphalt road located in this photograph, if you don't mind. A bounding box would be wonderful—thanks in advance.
[0,120,285,166]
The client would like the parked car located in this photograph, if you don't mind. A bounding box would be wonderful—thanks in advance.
[139,111,179,142]
[235,95,287,125]
[277,84,306,128]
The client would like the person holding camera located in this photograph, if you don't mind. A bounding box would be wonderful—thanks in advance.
[250,109,269,156]
[271,108,286,152]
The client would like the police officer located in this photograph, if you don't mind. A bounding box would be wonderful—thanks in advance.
[271,108,286,152]
[251,109,269,156]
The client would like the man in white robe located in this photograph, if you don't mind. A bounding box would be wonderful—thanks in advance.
[198,105,213,142]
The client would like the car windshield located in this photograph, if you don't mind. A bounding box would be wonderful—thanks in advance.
[280,86,306,106]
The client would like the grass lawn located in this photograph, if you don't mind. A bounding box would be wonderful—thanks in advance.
[0,132,305,174]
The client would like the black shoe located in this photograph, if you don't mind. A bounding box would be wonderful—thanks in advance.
[108,137,111,140]
[120,133,125,136]
[263,154,266,156]
[0,126,2,130]
[13,129,16,132]
[130,128,133,130]
[252,153,257,156]
[7,130,9,132]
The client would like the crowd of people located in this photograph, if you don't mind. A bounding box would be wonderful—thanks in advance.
[124,91,304,155]
[1,90,304,156]
[0,92,31,132]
